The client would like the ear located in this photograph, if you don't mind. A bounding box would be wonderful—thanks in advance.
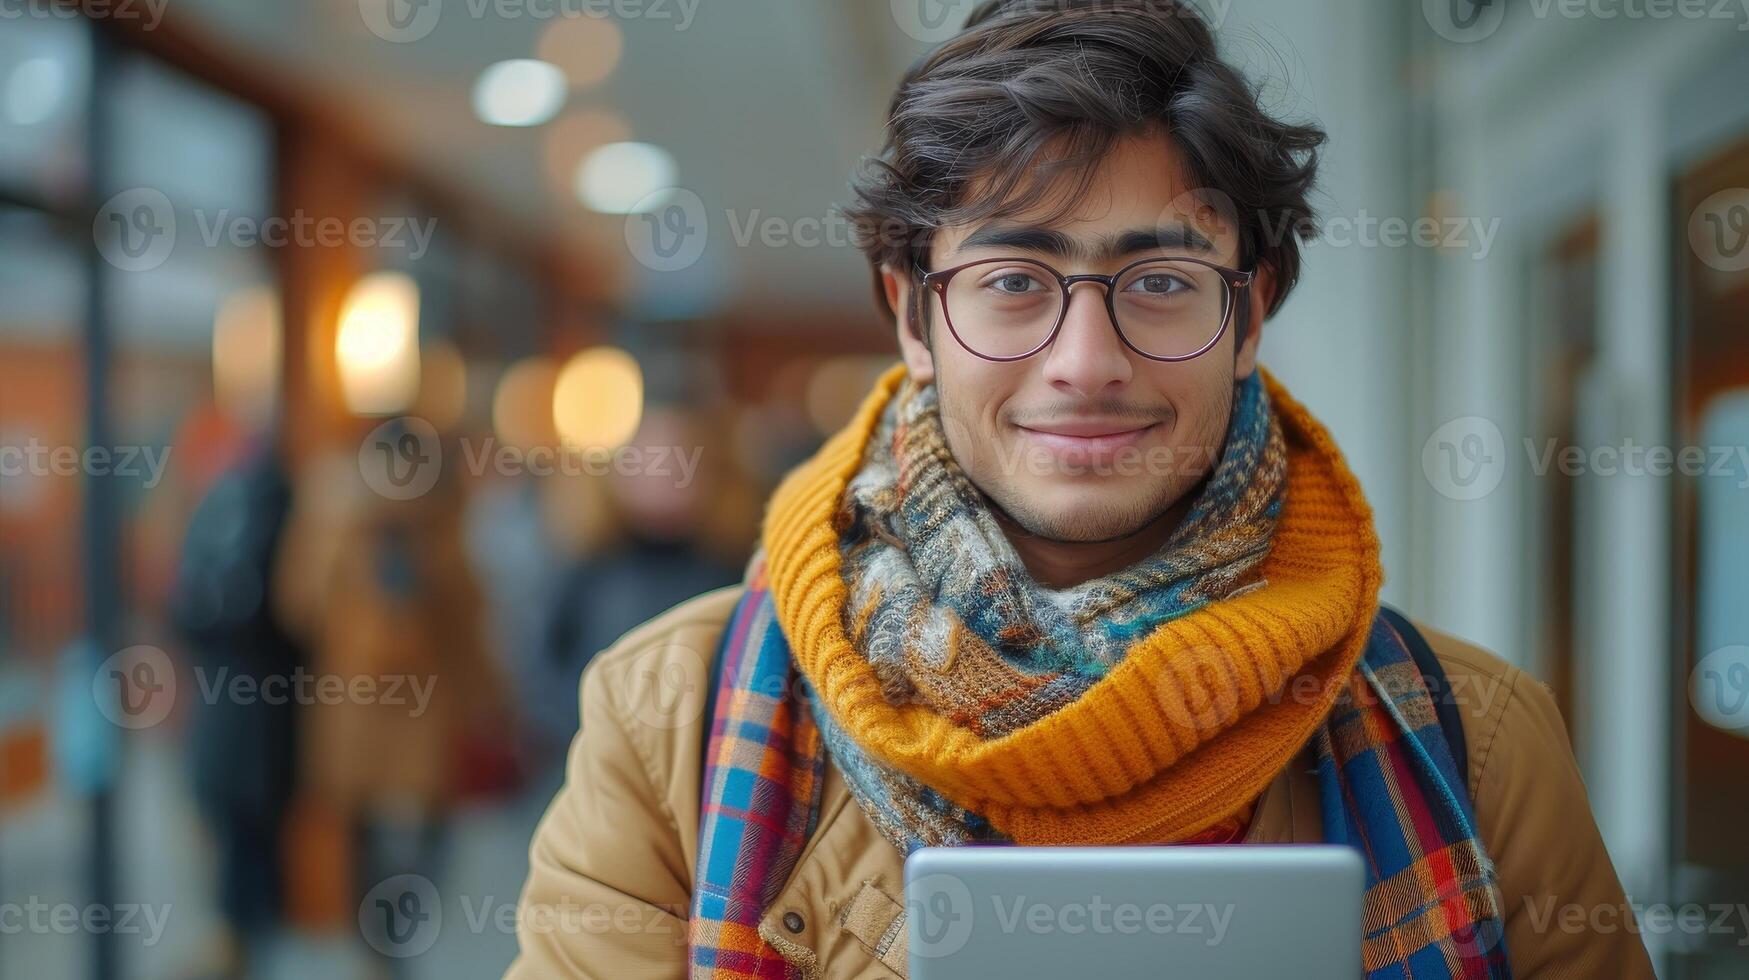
[1233,263,1272,380]
[884,263,936,384]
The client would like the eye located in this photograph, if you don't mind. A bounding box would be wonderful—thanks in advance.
[979,269,1049,295]
[1124,272,1189,296]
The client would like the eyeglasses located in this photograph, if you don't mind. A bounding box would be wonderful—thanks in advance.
[914,255,1255,362]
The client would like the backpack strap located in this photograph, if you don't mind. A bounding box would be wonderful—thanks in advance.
[1377,604,1469,783]
[700,618,727,767]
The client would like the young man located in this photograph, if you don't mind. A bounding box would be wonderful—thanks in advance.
[508,2,1653,977]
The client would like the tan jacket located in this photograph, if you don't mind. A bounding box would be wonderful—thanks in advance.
[508,586,1655,979]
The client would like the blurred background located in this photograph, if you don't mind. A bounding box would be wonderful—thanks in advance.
[0,0,1745,977]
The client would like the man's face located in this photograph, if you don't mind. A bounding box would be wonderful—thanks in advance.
[885,130,1269,544]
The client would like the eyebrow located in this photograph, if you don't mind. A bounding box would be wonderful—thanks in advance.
[952,223,1218,260]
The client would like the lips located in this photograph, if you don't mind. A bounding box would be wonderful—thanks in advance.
[1014,420,1159,455]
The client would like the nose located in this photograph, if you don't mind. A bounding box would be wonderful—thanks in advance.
[1039,280,1133,396]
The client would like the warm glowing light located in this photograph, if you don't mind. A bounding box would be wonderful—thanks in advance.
[212,285,282,428]
[492,357,561,450]
[336,271,421,416]
[537,17,622,88]
[543,108,633,197]
[416,339,468,431]
[473,59,567,127]
[552,346,643,451]
[576,142,677,214]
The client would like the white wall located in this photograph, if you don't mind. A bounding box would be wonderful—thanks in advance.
[1213,0,1417,608]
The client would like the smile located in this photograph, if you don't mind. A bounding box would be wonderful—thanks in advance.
[1014,421,1160,454]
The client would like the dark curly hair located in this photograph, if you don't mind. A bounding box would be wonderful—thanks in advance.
[842,0,1326,337]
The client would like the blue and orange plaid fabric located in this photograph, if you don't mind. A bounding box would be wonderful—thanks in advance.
[690,562,826,979]
[690,562,1512,978]
[1315,614,1513,978]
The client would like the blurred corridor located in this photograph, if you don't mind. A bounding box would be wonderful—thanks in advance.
[1,1,1747,977]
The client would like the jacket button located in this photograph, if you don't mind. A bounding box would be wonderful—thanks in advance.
[782,911,805,934]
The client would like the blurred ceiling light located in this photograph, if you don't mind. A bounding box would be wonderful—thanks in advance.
[212,285,282,429]
[543,108,632,196]
[552,346,643,451]
[5,57,68,126]
[473,59,568,127]
[537,17,623,89]
[415,339,468,431]
[492,356,560,450]
[335,271,421,416]
[576,142,677,214]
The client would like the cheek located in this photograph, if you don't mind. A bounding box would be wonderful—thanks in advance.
[935,363,1022,468]
[1141,362,1235,457]
[1141,360,1214,409]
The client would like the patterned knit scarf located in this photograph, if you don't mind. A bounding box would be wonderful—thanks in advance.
[820,370,1285,849]
[690,364,1511,979]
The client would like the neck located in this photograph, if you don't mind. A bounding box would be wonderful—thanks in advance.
[991,489,1199,590]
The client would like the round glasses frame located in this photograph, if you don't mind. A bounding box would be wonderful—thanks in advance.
[914,255,1256,363]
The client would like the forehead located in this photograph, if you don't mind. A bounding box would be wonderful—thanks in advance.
[935,129,1242,263]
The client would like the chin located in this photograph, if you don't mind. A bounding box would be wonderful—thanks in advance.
[1000,480,1165,544]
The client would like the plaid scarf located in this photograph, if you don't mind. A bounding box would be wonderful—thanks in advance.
[690,368,1511,978]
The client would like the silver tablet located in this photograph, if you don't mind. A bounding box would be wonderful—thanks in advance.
[905,845,1364,980]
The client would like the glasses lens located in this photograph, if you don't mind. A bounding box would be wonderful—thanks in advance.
[1111,259,1230,358]
[941,259,1065,358]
